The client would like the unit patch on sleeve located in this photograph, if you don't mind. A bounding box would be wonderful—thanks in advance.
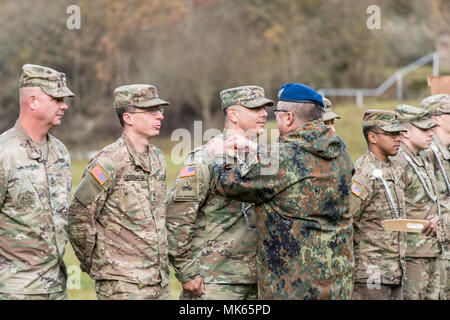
[351,182,363,197]
[179,165,196,178]
[90,165,109,186]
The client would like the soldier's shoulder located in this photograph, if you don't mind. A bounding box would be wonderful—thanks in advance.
[353,154,375,185]
[185,145,212,166]
[87,140,126,173]
[0,127,20,148]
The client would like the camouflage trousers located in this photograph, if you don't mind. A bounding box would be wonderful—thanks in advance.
[438,258,449,300]
[0,291,67,300]
[403,257,440,300]
[180,283,258,300]
[95,280,170,300]
[352,282,403,300]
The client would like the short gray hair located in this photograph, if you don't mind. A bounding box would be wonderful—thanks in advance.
[277,101,324,124]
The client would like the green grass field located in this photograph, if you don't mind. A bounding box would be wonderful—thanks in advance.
[64,98,421,299]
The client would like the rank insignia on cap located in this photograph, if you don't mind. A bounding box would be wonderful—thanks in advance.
[351,183,363,197]
[90,165,109,186]
[180,165,196,178]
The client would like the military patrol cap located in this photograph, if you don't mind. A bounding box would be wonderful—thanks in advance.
[323,97,341,121]
[420,94,450,116]
[277,83,324,107]
[395,104,437,129]
[220,85,274,109]
[19,64,74,98]
[114,84,169,109]
[362,109,406,132]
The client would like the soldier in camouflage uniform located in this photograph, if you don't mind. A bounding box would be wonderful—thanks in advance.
[0,64,74,300]
[420,94,450,299]
[68,85,170,300]
[322,97,341,134]
[393,104,441,300]
[210,83,355,299]
[350,110,407,300]
[166,86,274,300]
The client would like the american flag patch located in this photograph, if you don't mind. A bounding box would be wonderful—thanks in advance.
[179,166,196,178]
[90,165,109,185]
[351,182,363,197]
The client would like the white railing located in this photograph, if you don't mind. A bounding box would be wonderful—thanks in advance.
[318,52,440,107]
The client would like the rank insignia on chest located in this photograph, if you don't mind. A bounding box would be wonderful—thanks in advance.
[179,165,196,178]
[90,165,109,185]
[351,182,363,197]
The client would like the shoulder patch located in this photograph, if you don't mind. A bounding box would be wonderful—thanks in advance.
[90,165,109,185]
[351,182,363,197]
[179,165,196,178]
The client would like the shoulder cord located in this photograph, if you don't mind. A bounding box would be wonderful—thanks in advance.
[430,144,450,194]
[372,165,400,219]
[403,153,440,216]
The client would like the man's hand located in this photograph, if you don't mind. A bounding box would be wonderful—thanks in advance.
[422,217,438,237]
[225,135,257,154]
[205,138,226,157]
[182,276,206,297]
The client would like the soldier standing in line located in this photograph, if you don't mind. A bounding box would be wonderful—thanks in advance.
[68,84,170,300]
[420,94,450,300]
[393,104,441,300]
[322,97,341,134]
[166,86,274,299]
[0,64,74,300]
[350,110,407,300]
[208,83,354,299]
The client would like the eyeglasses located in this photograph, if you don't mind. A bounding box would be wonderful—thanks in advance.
[273,109,290,114]
[127,106,164,115]
[373,131,402,137]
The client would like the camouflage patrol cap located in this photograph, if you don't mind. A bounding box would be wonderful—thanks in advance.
[395,104,437,129]
[323,97,341,121]
[420,94,450,116]
[114,84,169,109]
[19,64,74,98]
[220,85,274,109]
[362,109,406,132]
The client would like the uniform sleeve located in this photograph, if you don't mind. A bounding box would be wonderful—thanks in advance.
[68,158,115,273]
[166,155,211,283]
[0,166,7,207]
[437,213,449,245]
[349,177,371,222]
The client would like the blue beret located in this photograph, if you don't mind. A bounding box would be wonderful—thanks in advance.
[278,83,324,107]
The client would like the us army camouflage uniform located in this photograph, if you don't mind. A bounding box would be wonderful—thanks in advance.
[350,152,407,300]
[68,133,170,300]
[0,122,72,297]
[0,64,73,300]
[166,133,257,300]
[166,84,274,300]
[437,214,449,245]
[424,135,450,300]
[213,119,355,300]
[421,94,450,299]
[393,143,441,300]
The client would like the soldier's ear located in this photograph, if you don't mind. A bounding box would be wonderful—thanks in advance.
[122,112,133,126]
[367,131,378,144]
[431,115,440,126]
[226,106,239,124]
[29,95,38,110]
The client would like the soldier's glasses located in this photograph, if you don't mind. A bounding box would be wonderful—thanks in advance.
[127,106,164,115]
[373,131,402,137]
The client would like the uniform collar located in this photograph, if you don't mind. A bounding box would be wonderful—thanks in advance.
[14,121,60,163]
[400,142,424,167]
[432,133,450,160]
[122,133,151,173]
